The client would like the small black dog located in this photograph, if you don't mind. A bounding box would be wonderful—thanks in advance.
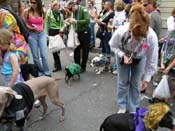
[65,63,81,84]
[100,102,175,131]
[20,64,38,81]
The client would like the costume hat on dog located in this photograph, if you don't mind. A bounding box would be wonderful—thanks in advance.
[144,102,170,130]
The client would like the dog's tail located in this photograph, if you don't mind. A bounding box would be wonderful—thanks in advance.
[53,78,63,81]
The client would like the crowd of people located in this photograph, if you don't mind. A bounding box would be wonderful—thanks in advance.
[0,0,175,118]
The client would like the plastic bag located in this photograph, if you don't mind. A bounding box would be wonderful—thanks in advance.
[48,34,65,53]
[152,75,170,99]
[67,25,80,48]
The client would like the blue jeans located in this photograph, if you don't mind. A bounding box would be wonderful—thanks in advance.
[101,31,111,57]
[116,56,145,112]
[112,53,117,70]
[90,22,95,46]
[28,31,51,76]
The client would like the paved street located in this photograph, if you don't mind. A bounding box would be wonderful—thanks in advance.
[23,48,173,131]
[0,29,174,131]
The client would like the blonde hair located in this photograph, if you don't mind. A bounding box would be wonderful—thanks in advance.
[52,0,60,8]
[115,0,125,11]
[129,4,150,37]
[0,29,16,52]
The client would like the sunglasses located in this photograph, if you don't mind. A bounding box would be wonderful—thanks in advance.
[30,1,36,4]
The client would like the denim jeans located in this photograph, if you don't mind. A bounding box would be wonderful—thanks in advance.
[112,53,117,70]
[28,31,51,76]
[101,31,112,57]
[116,56,145,112]
[90,22,95,46]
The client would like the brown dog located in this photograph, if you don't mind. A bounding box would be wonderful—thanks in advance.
[0,76,65,130]
[25,76,65,120]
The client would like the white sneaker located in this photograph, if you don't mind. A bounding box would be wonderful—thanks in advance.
[117,108,126,114]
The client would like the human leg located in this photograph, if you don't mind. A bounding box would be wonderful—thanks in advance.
[28,32,44,75]
[128,58,145,112]
[116,56,130,110]
[79,31,90,70]
[38,31,51,76]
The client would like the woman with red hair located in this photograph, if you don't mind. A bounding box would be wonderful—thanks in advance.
[109,4,158,113]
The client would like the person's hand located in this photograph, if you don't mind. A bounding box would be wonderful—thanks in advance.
[160,63,165,69]
[163,68,170,74]
[123,55,132,64]
[8,82,14,88]
[141,80,149,93]
[45,34,49,39]
[69,18,77,24]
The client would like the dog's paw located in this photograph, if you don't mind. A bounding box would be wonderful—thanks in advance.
[96,72,101,75]
[39,115,46,120]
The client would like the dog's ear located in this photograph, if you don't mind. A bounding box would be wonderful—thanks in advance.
[5,88,22,99]
[4,88,22,107]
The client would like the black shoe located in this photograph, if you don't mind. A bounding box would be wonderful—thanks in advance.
[90,45,95,49]
[140,89,146,93]
[80,68,86,73]
[45,74,52,77]
[52,67,62,72]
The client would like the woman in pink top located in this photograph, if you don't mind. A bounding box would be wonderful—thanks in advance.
[24,0,51,77]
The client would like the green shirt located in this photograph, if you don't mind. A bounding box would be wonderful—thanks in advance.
[73,6,90,32]
[44,9,65,34]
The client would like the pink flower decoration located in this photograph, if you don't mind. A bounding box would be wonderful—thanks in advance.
[142,43,148,49]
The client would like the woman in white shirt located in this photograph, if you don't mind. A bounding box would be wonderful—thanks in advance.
[109,5,158,113]
[167,8,175,32]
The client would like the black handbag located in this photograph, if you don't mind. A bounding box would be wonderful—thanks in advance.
[96,27,105,39]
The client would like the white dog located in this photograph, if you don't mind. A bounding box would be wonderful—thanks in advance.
[90,54,110,74]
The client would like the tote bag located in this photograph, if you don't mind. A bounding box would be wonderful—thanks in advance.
[48,34,66,53]
[67,25,80,48]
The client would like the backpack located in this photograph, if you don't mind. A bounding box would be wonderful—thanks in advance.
[3,7,29,43]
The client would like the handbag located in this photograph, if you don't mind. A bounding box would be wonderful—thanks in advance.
[96,27,105,39]
[48,34,65,53]
[67,25,80,48]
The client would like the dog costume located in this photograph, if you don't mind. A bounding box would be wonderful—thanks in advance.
[65,63,81,77]
[100,102,174,131]
[4,83,34,127]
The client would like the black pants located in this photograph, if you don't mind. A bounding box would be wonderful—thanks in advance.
[74,30,90,70]
[48,29,61,69]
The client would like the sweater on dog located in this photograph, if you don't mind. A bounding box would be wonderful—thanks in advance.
[6,83,34,127]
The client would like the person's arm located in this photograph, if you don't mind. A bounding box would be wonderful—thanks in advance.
[163,59,175,74]
[167,16,175,32]
[76,8,90,26]
[141,29,159,91]
[44,10,50,34]
[90,8,97,20]
[8,54,19,88]
[96,18,106,26]
[109,26,125,57]
[160,52,165,69]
